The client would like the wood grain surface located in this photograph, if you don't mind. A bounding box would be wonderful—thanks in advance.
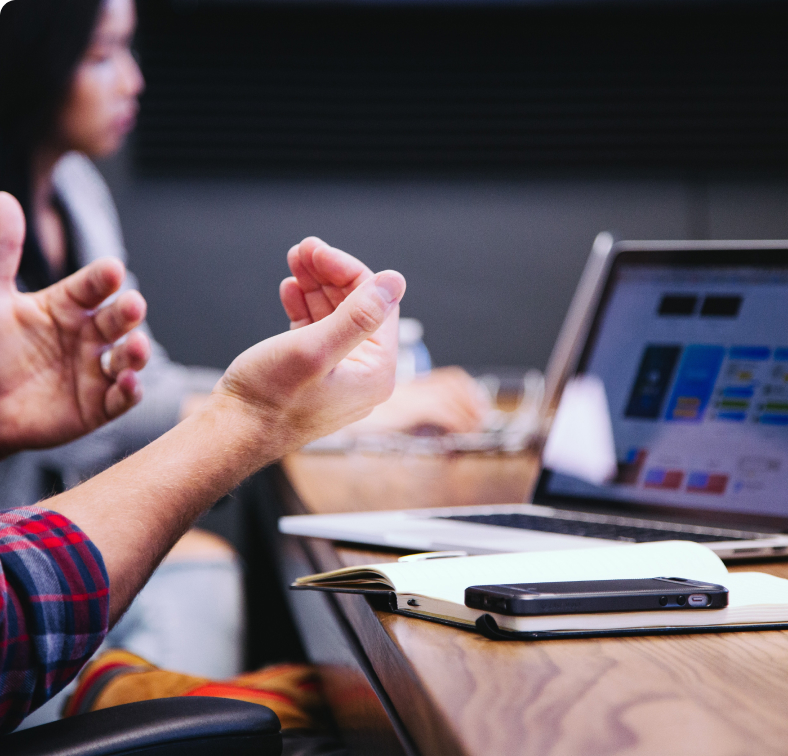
[282,452,788,756]
[377,610,788,756]
[282,451,538,514]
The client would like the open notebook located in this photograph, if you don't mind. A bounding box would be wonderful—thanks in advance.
[292,541,788,639]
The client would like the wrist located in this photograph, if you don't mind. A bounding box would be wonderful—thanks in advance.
[192,390,279,483]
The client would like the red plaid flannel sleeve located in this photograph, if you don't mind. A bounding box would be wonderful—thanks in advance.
[0,506,109,733]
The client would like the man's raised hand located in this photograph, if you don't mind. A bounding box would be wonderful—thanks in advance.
[0,192,150,456]
[279,237,373,329]
[214,239,405,460]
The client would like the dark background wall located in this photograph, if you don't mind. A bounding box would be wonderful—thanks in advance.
[98,0,788,373]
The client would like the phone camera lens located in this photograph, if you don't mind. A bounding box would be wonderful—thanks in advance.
[677,595,686,606]
[659,596,668,606]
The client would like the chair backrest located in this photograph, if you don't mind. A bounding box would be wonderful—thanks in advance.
[2,696,282,756]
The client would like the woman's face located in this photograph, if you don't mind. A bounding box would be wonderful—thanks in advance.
[56,0,144,157]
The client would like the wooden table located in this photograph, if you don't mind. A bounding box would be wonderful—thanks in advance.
[274,450,788,756]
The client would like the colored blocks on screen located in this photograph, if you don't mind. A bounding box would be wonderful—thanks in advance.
[722,386,755,399]
[716,411,747,422]
[686,472,729,494]
[700,296,742,317]
[665,345,725,422]
[717,399,749,409]
[625,345,682,419]
[672,396,701,418]
[658,295,697,316]
[643,469,684,490]
[729,346,771,361]
[760,414,788,426]
[616,448,648,485]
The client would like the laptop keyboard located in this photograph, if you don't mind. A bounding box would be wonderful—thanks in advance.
[440,512,761,543]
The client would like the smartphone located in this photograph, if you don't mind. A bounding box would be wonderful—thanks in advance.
[464,577,729,616]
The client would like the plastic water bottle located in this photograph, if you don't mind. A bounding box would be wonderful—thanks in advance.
[397,318,432,381]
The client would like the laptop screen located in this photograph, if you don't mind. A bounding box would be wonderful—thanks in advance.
[538,248,788,523]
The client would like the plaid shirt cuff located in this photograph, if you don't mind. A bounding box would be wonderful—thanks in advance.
[0,506,109,733]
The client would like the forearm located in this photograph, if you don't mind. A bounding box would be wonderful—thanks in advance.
[47,394,268,624]
[43,259,405,626]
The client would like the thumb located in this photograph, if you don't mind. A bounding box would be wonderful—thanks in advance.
[305,270,406,370]
[0,192,25,292]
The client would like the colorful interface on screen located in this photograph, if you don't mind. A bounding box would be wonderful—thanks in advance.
[546,263,788,517]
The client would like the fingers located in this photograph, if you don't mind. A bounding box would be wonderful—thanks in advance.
[303,270,406,371]
[287,238,373,323]
[430,367,491,418]
[434,390,487,433]
[103,330,151,378]
[0,192,26,292]
[286,242,321,292]
[311,243,372,292]
[100,330,150,421]
[287,240,334,320]
[93,290,147,343]
[434,368,490,430]
[104,368,144,419]
[381,367,488,434]
[290,237,371,289]
[60,257,126,309]
[279,277,312,329]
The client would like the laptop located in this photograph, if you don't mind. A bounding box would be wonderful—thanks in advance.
[280,234,788,560]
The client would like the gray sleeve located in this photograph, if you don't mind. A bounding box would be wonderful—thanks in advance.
[98,328,222,456]
[28,154,224,487]
[106,267,223,453]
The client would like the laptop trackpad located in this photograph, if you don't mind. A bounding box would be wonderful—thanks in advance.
[382,521,611,554]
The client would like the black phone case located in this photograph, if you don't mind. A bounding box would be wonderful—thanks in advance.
[464,577,729,616]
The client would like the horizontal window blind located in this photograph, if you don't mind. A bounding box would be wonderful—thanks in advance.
[134,0,788,176]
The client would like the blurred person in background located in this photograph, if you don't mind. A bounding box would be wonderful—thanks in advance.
[0,0,487,723]
[0,0,244,719]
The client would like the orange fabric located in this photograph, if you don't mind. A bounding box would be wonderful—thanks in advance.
[65,650,329,731]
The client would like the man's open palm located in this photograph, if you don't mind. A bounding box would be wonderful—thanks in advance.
[279,236,401,402]
[214,238,405,457]
[0,192,150,456]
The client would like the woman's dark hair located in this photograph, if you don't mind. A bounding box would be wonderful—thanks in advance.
[0,0,104,289]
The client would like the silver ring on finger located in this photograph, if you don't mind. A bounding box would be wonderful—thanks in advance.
[100,349,115,380]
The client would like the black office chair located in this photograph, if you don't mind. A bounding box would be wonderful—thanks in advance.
[1,697,282,756]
